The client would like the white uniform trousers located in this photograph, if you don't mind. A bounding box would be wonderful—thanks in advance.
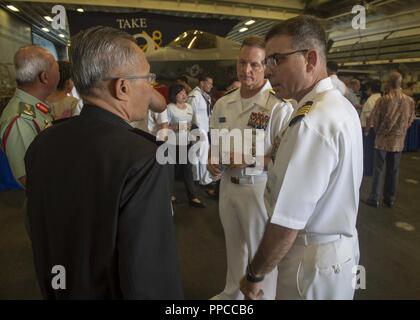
[213,173,277,300]
[276,235,359,300]
[191,138,213,185]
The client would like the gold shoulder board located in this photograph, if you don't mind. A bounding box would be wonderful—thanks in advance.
[289,101,313,127]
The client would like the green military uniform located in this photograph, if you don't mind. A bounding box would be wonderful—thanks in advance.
[0,89,53,184]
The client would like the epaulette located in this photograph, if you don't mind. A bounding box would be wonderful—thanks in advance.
[223,87,239,96]
[269,89,286,103]
[18,102,36,120]
[289,101,313,127]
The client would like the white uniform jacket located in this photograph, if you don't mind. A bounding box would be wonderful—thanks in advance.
[188,86,211,133]
[210,80,293,178]
[266,77,363,237]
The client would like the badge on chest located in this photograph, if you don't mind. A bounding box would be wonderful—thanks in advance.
[247,112,270,130]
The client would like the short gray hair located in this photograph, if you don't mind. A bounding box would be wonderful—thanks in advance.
[70,26,140,95]
[14,45,53,85]
[265,15,327,64]
[350,78,360,87]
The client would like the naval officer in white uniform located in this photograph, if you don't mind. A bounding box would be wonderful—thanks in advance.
[240,15,363,300]
[209,36,293,300]
[188,75,214,186]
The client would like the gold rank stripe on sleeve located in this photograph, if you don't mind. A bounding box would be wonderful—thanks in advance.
[289,101,313,127]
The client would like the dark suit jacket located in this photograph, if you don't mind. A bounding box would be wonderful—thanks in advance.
[25,104,183,299]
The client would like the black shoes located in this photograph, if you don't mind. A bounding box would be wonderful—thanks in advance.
[363,198,379,208]
[383,200,395,208]
[363,198,395,208]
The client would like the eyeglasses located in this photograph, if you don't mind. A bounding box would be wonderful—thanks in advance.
[264,50,309,66]
[102,73,156,83]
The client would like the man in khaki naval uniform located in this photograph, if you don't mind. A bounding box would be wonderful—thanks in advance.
[0,45,58,187]
[209,36,293,300]
[240,16,363,300]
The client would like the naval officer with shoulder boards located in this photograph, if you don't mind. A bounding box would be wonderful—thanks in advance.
[240,15,363,300]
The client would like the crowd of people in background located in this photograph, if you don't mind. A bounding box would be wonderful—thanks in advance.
[0,16,418,300]
[326,61,418,193]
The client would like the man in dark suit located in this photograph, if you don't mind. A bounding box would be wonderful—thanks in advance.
[24,26,183,299]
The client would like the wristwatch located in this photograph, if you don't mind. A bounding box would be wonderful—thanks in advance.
[246,264,265,283]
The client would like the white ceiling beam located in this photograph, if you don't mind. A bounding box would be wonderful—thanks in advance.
[218,0,304,10]
[12,0,300,20]
[328,9,420,41]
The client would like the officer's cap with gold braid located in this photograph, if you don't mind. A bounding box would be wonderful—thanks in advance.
[289,101,313,127]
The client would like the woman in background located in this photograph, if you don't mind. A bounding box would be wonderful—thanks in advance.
[46,61,79,119]
[167,84,205,208]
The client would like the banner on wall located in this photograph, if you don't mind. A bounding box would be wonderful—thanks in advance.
[67,11,239,51]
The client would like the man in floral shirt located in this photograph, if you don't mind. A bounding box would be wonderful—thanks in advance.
[365,72,416,208]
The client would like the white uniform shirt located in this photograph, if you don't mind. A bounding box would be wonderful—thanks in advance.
[210,80,293,178]
[188,87,211,133]
[265,77,363,237]
[330,74,347,96]
[360,93,381,127]
[167,103,193,124]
